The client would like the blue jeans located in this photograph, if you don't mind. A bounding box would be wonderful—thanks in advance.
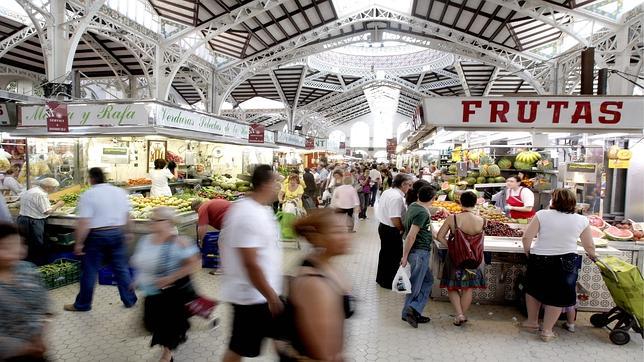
[402,249,434,317]
[73,228,137,310]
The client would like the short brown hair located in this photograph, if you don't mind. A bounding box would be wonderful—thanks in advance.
[288,174,299,183]
[551,188,577,214]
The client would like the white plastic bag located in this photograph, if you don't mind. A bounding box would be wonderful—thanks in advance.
[391,265,412,294]
[352,213,359,232]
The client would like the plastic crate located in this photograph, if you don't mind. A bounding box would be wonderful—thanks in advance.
[38,259,81,290]
[202,254,220,269]
[202,232,219,250]
[98,266,136,286]
[48,251,77,263]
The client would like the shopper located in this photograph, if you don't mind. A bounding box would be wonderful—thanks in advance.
[401,186,436,328]
[2,168,24,196]
[357,170,371,219]
[219,164,283,362]
[65,167,137,312]
[0,222,50,361]
[150,159,175,197]
[436,191,486,326]
[368,165,381,207]
[375,173,413,289]
[131,207,200,362]
[276,209,354,361]
[166,160,178,178]
[405,179,430,206]
[191,198,232,246]
[279,174,304,212]
[17,178,65,266]
[381,169,392,191]
[331,176,360,232]
[504,175,535,219]
[302,168,317,209]
[322,169,344,206]
[520,188,596,342]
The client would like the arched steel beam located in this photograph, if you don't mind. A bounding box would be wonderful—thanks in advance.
[0,26,38,59]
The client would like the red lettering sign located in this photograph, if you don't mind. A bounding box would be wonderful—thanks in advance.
[571,101,592,124]
[46,101,69,132]
[517,101,540,123]
[546,101,569,124]
[598,101,623,124]
[462,101,482,123]
[489,101,509,123]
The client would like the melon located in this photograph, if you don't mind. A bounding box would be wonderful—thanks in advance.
[448,165,457,174]
[590,226,605,239]
[587,215,607,229]
[480,165,489,177]
[495,176,506,183]
[465,177,477,186]
[487,177,497,183]
[476,176,486,184]
[514,161,532,170]
[498,158,513,170]
[604,226,634,241]
[488,164,501,177]
[468,171,480,178]
[617,149,632,160]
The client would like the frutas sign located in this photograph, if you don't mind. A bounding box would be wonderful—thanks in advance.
[423,97,644,130]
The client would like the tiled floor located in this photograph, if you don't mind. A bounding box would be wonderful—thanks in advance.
[46,211,642,361]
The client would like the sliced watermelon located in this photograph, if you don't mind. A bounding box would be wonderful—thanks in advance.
[587,215,607,229]
[604,226,634,241]
[590,226,605,239]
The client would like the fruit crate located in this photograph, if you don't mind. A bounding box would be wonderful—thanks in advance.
[201,232,219,253]
[38,259,81,290]
[98,266,136,286]
[202,254,220,269]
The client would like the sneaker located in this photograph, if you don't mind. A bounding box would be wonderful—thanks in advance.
[404,307,418,328]
[562,322,575,333]
[402,315,430,324]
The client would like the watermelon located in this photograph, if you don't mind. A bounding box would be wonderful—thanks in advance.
[441,182,451,191]
[514,160,532,170]
[467,171,480,178]
[487,177,497,183]
[604,226,634,241]
[495,176,506,183]
[498,158,513,169]
[465,177,477,186]
[590,226,605,239]
[476,176,486,184]
[448,165,457,174]
[488,165,501,177]
[587,215,607,229]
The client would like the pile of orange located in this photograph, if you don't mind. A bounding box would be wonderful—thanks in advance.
[127,178,151,186]
[431,200,462,213]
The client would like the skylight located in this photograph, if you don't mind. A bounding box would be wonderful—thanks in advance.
[239,97,285,110]
[582,0,643,21]
[332,0,413,17]
[0,0,32,25]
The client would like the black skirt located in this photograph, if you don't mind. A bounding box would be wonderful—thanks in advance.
[526,253,580,307]
[143,289,191,350]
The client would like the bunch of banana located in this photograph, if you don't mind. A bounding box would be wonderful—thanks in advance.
[516,151,542,165]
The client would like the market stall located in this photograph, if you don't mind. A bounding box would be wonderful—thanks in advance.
[412,96,644,311]
[8,100,279,252]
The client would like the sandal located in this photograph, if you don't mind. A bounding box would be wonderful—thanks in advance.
[453,314,466,326]
[519,322,542,332]
[540,332,557,342]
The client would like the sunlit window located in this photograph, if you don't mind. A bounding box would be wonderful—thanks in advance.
[332,0,413,17]
[239,97,285,110]
[350,122,370,148]
[372,116,392,148]
[106,0,159,31]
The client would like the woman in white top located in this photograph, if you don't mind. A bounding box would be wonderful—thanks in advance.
[520,188,597,342]
[150,159,175,197]
[2,168,24,196]
[331,176,360,232]
[504,175,535,219]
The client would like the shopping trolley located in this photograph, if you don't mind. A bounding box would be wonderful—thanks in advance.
[589,256,644,345]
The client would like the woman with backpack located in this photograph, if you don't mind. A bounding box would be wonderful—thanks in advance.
[436,191,486,326]
[276,209,354,361]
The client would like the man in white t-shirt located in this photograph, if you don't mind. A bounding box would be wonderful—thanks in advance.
[220,164,282,361]
[375,173,413,289]
[368,165,382,207]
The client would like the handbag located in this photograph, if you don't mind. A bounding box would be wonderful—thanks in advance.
[447,214,484,270]
[158,240,217,319]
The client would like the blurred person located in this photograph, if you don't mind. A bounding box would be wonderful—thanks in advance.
[150,159,175,197]
[220,165,283,362]
[357,170,371,219]
[368,165,381,207]
[391,167,399,178]
[17,178,65,266]
[316,165,329,197]
[323,169,344,206]
[0,222,50,362]
[131,207,200,362]
[64,168,137,312]
[405,179,431,206]
[276,209,354,361]
[0,195,11,223]
[2,168,24,196]
[400,186,436,328]
[381,169,392,192]
[375,174,413,289]
[331,176,360,232]
[279,174,304,211]
[191,198,232,247]
[166,160,178,178]
[436,191,486,326]
[504,175,535,219]
[520,188,596,342]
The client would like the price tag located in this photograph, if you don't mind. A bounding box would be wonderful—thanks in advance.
[437,195,447,202]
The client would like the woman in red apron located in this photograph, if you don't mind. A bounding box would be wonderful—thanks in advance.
[505,176,536,219]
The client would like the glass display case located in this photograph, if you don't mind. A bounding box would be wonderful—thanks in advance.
[24,138,80,188]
